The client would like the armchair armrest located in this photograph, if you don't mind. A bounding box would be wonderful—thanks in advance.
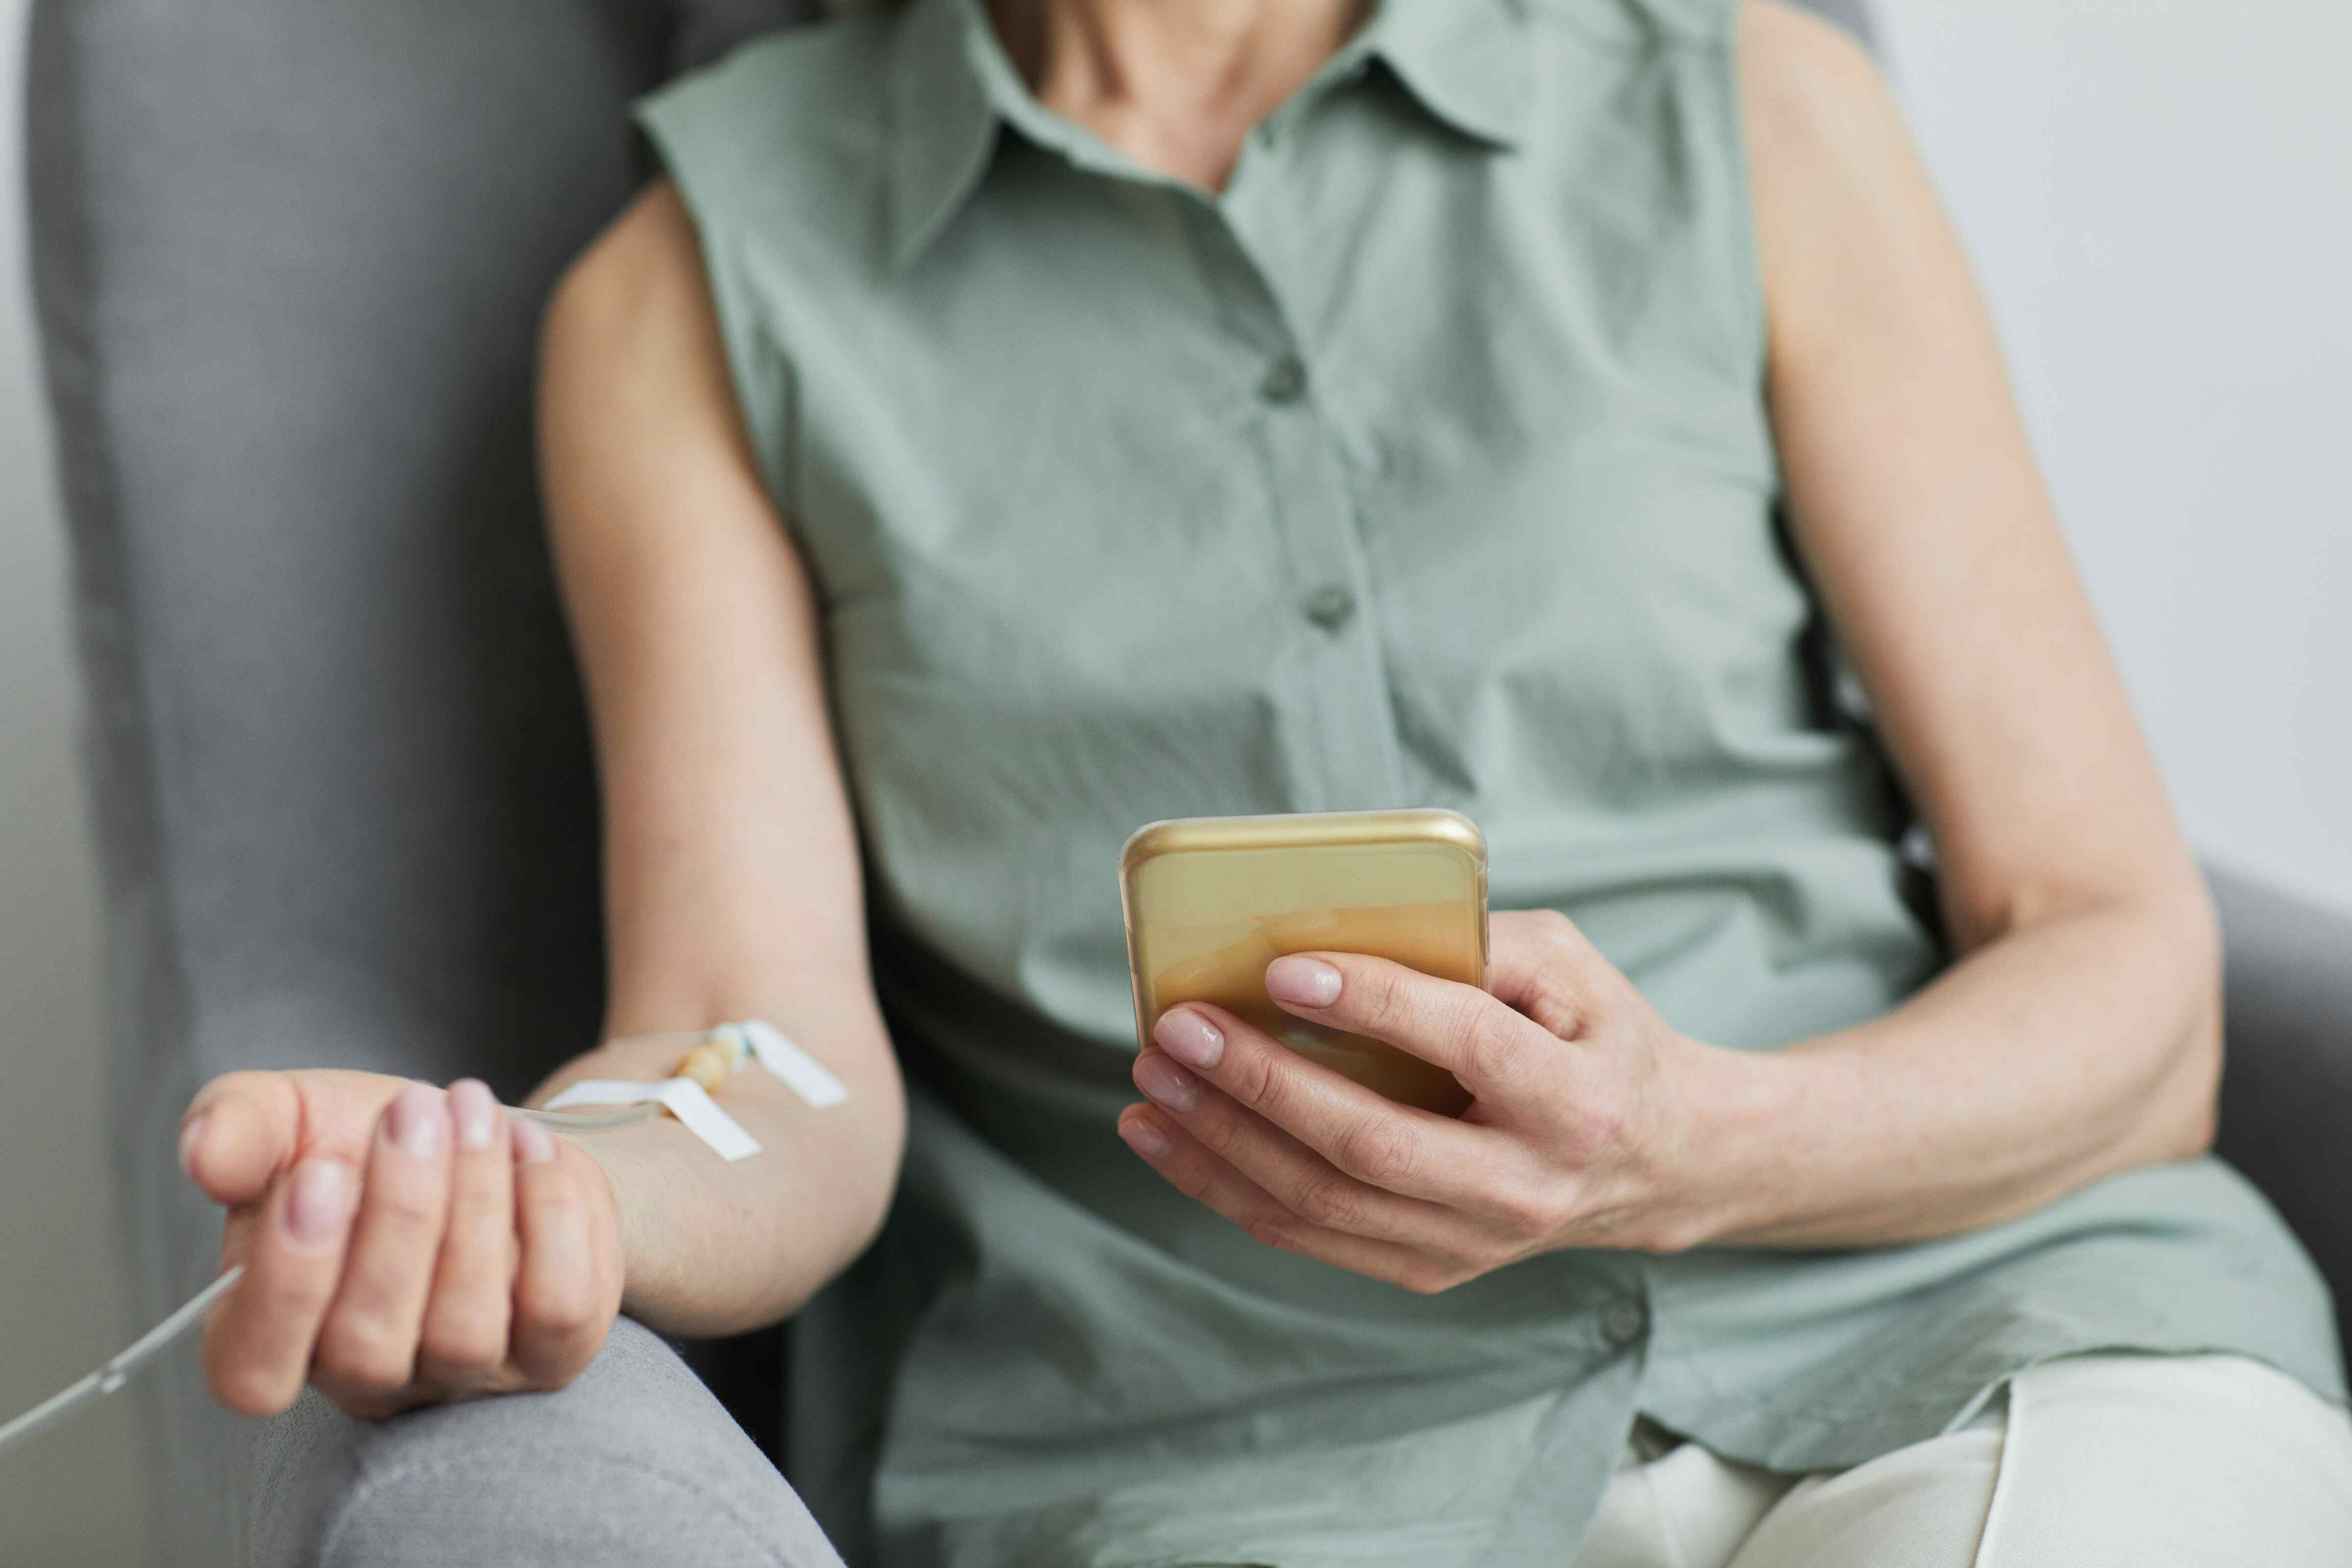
[2209,864,2352,1356]
[252,1316,840,1568]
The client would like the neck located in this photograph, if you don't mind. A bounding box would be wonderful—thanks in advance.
[986,0,1369,191]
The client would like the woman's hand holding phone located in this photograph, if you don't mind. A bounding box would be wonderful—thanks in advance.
[1116,909,1738,1291]
[179,1070,623,1419]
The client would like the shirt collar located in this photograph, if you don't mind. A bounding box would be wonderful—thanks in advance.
[1362,0,1534,151]
[885,0,1532,272]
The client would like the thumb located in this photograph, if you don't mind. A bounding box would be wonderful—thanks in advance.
[179,1072,302,1208]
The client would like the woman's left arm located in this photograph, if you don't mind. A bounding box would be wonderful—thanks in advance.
[1718,0,2221,1240]
[1114,2,2220,1277]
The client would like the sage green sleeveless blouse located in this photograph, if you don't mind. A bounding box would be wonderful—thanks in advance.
[637,0,2342,1561]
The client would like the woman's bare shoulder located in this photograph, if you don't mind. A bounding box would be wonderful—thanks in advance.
[1737,1,1909,191]
[535,173,772,580]
[537,177,750,476]
[1736,1,1952,347]
[542,181,711,377]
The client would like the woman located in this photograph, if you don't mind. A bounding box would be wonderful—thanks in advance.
[175,0,2352,1561]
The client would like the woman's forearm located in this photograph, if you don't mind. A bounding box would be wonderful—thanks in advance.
[526,998,906,1337]
[1688,882,2221,1248]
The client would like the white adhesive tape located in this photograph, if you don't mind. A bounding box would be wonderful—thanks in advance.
[738,1019,850,1108]
[542,1077,762,1161]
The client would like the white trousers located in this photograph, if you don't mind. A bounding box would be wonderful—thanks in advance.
[1571,1354,2352,1568]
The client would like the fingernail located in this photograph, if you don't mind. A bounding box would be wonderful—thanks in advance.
[387,1082,448,1160]
[513,1114,557,1164]
[178,1112,210,1180]
[285,1161,353,1249]
[1134,1052,1198,1113]
[450,1079,500,1150]
[1266,956,1343,1007]
[1119,1115,1171,1158]
[1153,1008,1224,1070]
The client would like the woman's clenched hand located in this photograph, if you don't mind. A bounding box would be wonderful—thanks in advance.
[179,1070,623,1419]
[1116,910,1744,1292]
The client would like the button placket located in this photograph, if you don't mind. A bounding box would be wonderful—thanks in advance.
[1179,186,1398,809]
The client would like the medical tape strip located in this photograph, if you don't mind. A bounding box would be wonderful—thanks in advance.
[730,1019,850,1108]
[542,1077,762,1161]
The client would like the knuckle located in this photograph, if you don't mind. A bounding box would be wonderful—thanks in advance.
[1488,1180,1567,1240]
[517,1178,593,1231]
[516,1284,600,1344]
[1639,1215,1707,1256]
[520,1305,613,1382]
[1523,973,1586,1039]
[209,1360,291,1419]
[1568,1091,1630,1154]
[1242,1213,1303,1254]
[1180,1100,1241,1158]
[538,1163,594,1204]
[1167,1160,1215,1203]
[446,1162,514,1210]
[369,1179,449,1232]
[1460,1008,1524,1086]
[1154,1146,1216,1202]
[316,1324,416,1392]
[201,1069,268,1102]
[1461,1234,1522,1273]
[1228,1048,1286,1115]
[1336,1116,1417,1188]
[1290,1173,1366,1232]
[1397,1259,1468,1296]
[1359,967,1413,1037]
[1532,908,1578,945]
[523,1358,591,1395]
[418,1313,508,1377]
[254,1270,335,1322]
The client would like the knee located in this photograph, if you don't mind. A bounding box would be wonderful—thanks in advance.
[251,1317,845,1568]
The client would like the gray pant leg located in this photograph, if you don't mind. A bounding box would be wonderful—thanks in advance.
[249,1316,847,1568]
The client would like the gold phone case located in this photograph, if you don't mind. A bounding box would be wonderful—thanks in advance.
[1119,808,1489,1116]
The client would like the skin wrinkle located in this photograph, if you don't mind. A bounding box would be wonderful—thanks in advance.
[990,0,1372,193]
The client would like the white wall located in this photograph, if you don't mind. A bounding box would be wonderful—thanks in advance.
[1878,0,2352,910]
[0,0,143,1558]
[0,1,2344,1561]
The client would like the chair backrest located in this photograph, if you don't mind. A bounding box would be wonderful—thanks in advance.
[28,0,1899,1558]
[1797,0,1878,47]
[27,1,804,1559]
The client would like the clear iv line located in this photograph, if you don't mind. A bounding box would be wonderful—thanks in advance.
[0,1100,661,1462]
[0,1265,245,1458]
[0,1017,849,1461]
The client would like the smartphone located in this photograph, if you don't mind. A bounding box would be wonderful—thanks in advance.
[1119,808,1489,1116]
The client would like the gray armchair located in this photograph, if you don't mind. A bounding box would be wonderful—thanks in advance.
[24,0,2347,1565]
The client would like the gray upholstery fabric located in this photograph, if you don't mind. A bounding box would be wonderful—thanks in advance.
[22,0,2346,1563]
[1795,0,1878,47]
[25,0,802,1561]
[2210,869,2352,1357]
[250,1317,846,1568]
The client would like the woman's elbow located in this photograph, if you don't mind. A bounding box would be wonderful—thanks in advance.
[2154,875,2225,1161]
[847,1081,910,1253]
[2162,1009,2223,1162]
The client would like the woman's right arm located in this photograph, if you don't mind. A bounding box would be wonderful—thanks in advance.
[181,179,904,1421]
[529,176,905,1336]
